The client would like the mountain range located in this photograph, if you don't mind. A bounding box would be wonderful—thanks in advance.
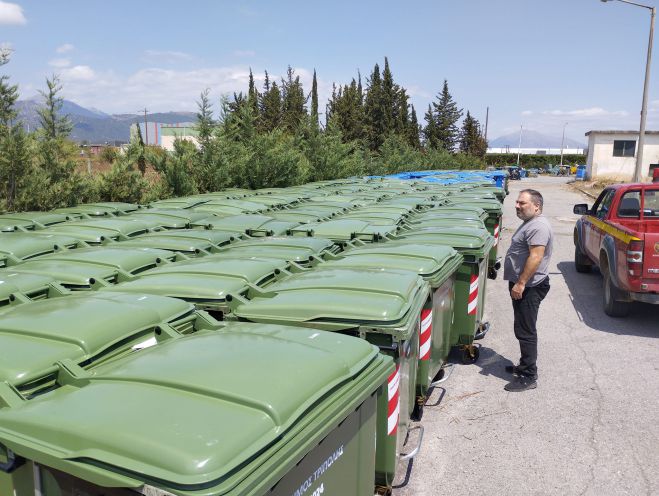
[15,98,195,144]
[488,129,586,149]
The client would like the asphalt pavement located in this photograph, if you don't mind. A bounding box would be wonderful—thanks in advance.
[393,176,659,496]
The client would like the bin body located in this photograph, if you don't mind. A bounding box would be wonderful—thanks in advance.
[0,324,391,496]
[448,198,503,269]
[232,268,430,489]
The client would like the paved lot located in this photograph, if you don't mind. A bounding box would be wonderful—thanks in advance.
[394,176,658,496]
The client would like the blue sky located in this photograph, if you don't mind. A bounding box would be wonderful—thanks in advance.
[1,0,658,143]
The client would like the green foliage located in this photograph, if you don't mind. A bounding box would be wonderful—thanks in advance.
[195,88,215,148]
[310,70,319,129]
[0,125,32,210]
[301,121,363,181]
[280,66,306,134]
[96,159,148,203]
[326,79,365,142]
[148,138,198,197]
[377,134,425,173]
[37,75,73,140]
[259,72,282,133]
[0,75,18,127]
[99,146,118,163]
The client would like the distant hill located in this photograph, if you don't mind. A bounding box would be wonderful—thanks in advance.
[15,98,196,144]
[489,130,585,149]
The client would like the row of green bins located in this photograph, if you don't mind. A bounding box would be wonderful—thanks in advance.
[392,226,494,363]
[323,243,464,416]
[3,246,183,290]
[446,197,503,278]
[126,208,210,229]
[53,202,140,218]
[216,236,341,267]
[43,217,155,244]
[230,266,430,490]
[0,296,392,495]
[105,255,296,319]
[117,229,237,257]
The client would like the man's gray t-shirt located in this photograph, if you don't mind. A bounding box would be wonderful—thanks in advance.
[503,215,553,286]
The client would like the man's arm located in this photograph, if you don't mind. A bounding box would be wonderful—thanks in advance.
[511,245,546,300]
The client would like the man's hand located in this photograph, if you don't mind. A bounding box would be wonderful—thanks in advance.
[511,281,525,300]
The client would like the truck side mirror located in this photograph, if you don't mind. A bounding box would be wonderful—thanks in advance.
[573,204,589,215]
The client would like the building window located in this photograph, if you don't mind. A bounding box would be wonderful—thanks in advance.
[612,140,636,157]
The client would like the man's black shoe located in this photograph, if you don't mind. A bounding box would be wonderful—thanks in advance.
[504,376,537,392]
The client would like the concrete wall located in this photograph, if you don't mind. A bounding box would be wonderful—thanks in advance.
[586,133,659,180]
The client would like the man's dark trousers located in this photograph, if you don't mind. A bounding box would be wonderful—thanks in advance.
[509,276,550,379]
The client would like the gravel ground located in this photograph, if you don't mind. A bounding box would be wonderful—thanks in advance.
[393,176,659,496]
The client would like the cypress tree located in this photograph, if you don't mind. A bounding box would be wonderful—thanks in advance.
[326,79,365,143]
[247,68,259,117]
[431,80,462,152]
[423,104,439,149]
[380,57,396,135]
[310,69,319,129]
[363,63,385,150]
[408,105,421,149]
[260,80,282,132]
[195,88,214,147]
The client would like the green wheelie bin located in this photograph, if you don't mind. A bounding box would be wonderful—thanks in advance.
[0,290,202,496]
[0,272,69,307]
[446,198,503,279]
[289,219,399,245]
[0,232,81,267]
[230,267,430,490]
[117,229,237,257]
[0,212,69,231]
[191,214,300,237]
[391,226,494,363]
[0,322,392,496]
[215,236,341,267]
[323,244,463,418]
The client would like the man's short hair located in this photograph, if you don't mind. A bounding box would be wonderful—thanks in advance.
[520,189,544,211]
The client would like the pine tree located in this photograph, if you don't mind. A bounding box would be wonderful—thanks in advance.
[195,88,214,148]
[0,75,18,128]
[326,79,364,143]
[431,80,462,152]
[310,69,319,129]
[408,105,421,149]
[280,66,306,134]
[380,57,396,135]
[37,75,72,140]
[459,111,488,157]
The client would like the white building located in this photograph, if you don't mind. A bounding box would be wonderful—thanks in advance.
[486,147,585,155]
[160,126,200,152]
[585,130,659,180]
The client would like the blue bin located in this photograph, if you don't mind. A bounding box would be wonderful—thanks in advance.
[576,166,586,180]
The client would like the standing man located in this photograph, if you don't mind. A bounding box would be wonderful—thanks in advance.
[503,189,553,392]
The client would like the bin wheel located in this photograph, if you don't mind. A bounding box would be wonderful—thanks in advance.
[461,345,480,364]
[487,267,498,280]
[411,398,425,421]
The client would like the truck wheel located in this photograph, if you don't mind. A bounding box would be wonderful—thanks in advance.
[574,246,592,273]
[603,270,630,317]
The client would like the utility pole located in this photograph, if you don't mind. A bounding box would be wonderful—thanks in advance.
[484,107,489,142]
[141,108,149,145]
[560,122,568,167]
[516,125,523,167]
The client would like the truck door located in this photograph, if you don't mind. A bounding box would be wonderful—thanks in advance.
[586,189,615,260]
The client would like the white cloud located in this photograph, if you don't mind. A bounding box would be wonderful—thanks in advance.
[232,50,256,58]
[142,50,196,64]
[61,65,95,82]
[542,107,628,118]
[49,58,71,68]
[0,1,26,25]
[56,43,74,54]
[55,64,335,117]
[521,110,533,116]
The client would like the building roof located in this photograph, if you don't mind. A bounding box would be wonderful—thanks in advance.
[585,130,659,136]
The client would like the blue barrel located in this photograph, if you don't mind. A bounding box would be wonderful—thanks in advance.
[576,166,586,180]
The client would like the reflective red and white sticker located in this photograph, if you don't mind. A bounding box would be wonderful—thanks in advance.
[468,274,479,316]
[493,223,500,247]
[419,309,432,361]
[387,364,400,436]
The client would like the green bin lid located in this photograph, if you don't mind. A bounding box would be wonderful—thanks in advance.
[338,211,406,225]
[105,256,288,307]
[447,198,502,215]
[394,226,494,257]
[118,230,235,254]
[414,205,488,221]
[53,205,115,217]
[218,236,338,263]
[266,211,326,223]
[407,217,486,230]
[328,244,463,288]
[149,198,208,209]
[200,200,270,214]
[127,209,209,228]
[45,218,152,243]
[0,212,69,229]
[0,323,388,494]
[0,233,73,266]
[234,267,429,335]
[0,272,66,304]
[0,292,194,386]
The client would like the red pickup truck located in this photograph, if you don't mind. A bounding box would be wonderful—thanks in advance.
[573,183,659,316]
